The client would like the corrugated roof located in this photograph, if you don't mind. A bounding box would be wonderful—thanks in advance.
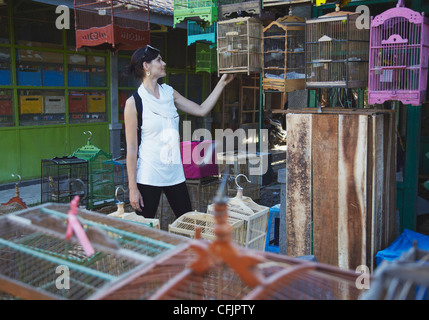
[129,0,173,15]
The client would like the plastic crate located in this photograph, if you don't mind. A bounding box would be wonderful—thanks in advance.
[87,94,106,113]
[207,194,269,251]
[0,69,11,86]
[42,70,64,86]
[89,73,106,87]
[0,96,12,116]
[44,96,65,114]
[168,211,245,245]
[19,95,43,114]
[17,70,42,86]
[68,71,88,87]
[69,92,87,113]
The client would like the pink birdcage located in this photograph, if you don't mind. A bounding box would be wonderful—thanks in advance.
[368,0,429,106]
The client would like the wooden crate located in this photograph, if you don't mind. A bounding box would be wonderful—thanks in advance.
[217,17,263,76]
[285,108,396,272]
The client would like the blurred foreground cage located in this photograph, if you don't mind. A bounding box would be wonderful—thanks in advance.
[41,156,89,208]
[74,0,150,51]
[173,0,218,28]
[368,0,429,106]
[305,4,369,89]
[0,203,187,300]
[72,132,115,210]
[218,0,262,20]
[217,17,263,76]
[263,11,306,110]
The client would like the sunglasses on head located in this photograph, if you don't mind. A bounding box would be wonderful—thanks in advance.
[142,45,160,60]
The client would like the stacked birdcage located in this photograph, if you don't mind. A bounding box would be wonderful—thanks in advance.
[305,4,369,89]
[188,21,216,45]
[173,0,218,28]
[74,0,150,51]
[218,0,262,20]
[368,0,429,106]
[71,132,115,210]
[41,156,89,208]
[263,10,306,110]
[217,17,263,76]
[0,203,187,300]
[168,211,245,244]
[207,190,269,251]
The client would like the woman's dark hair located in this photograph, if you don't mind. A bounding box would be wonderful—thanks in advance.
[124,45,161,80]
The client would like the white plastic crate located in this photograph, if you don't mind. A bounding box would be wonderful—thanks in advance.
[44,96,65,114]
[207,191,269,251]
[168,211,245,245]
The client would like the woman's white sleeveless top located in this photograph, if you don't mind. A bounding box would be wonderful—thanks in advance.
[136,82,185,186]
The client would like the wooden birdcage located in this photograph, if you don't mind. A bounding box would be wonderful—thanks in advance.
[187,21,216,45]
[173,0,218,28]
[217,17,263,76]
[368,0,429,106]
[305,4,369,89]
[263,10,306,110]
[196,43,217,73]
[218,0,262,20]
[74,0,150,51]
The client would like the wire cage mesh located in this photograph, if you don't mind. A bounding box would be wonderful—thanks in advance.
[196,42,218,73]
[0,203,188,300]
[217,17,263,76]
[111,159,128,204]
[305,7,369,89]
[168,211,245,245]
[41,156,89,208]
[368,3,429,106]
[173,0,218,28]
[207,194,269,251]
[74,0,150,51]
[263,13,306,94]
[72,137,115,210]
[218,0,262,20]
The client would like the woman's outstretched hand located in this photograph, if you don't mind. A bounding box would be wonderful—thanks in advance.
[219,73,235,87]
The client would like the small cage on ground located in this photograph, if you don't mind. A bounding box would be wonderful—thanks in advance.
[368,0,429,106]
[41,156,89,208]
[305,4,370,89]
[217,17,263,76]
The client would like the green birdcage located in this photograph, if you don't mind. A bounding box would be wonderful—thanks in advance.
[173,0,218,28]
[71,131,115,210]
[196,43,217,73]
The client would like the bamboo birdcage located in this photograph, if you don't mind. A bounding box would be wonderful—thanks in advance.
[263,9,306,110]
[218,0,262,20]
[217,17,263,76]
[74,0,150,51]
[368,0,429,106]
[305,4,369,89]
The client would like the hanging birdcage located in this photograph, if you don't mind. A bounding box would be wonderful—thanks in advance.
[263,9,306,110]
[74,0,150,51]
[305,4,369,89]
[218,0,262,20]
[173,0,218,28]
[196,42,218,73]
[41,156,89,208]
[71,131,115,210]
[187,21,216,45]
[217,17,263,76]
[368,0,429,106]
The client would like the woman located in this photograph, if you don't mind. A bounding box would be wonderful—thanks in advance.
[124,44,234,218]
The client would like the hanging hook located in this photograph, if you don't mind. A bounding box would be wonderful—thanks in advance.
[11,174,22,186]
[115,186,128,203]
[83,131,92,142]
[235,174,250,190]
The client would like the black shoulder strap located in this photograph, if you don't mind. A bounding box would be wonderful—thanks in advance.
[132,91,143,149]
